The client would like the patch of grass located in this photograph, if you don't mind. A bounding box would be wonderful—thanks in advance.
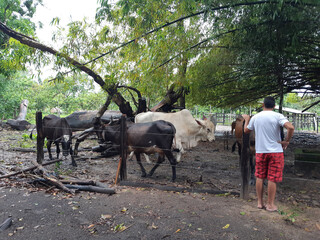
[17,132,41,148]
[54,161,62,175]
[278,207,300,223]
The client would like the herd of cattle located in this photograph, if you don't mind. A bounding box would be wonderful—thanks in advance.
[32,110,255,182]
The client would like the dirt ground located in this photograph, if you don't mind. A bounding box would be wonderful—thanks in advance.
[0,126,319,239]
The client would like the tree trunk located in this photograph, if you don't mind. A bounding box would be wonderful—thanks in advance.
[151,84,185,112]
[16,99,29,120]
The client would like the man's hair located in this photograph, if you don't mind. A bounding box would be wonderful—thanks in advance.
[264,96,275,108]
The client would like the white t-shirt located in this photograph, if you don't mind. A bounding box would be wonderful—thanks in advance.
[247,111,289,153]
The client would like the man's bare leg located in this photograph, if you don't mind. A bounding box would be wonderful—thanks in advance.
[256,177,264,209]
[266,180,277,211]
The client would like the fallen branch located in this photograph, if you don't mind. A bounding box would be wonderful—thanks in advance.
[0,159,62,179]
[58,175,113,189]
[95,181,112,189]
[29,176,116,194]
[61,179,96,185]
[64,184,115,194]
[31,160,75,194]
[30,176,116,194]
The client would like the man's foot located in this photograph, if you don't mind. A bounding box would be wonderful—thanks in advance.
[257,205,265,210]
[266,205,278,212]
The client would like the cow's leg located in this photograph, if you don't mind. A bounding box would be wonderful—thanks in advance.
[165,151,177,182]
[55,142,61,159]
[128,151,135,161]
[237,142,242,157]
[164,151,177,182]
[148,154,165,178]
[74,139,81,156]
[231,142,236,152]
[47,140,53,160]
[70,146,77,167]
[143,153,152,163]
[135,153,147,177]
[73,130,92,156]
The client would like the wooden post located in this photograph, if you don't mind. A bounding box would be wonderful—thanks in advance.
[36,111,44,164]
[240,122,250,199]
[119,115,127,181]
[223,131,229,150]
[222,109,225,125]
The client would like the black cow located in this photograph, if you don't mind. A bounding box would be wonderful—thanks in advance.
[102,119,178,182]
[39,115,76,166]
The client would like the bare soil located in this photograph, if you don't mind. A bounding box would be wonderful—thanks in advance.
[0,126,319,239]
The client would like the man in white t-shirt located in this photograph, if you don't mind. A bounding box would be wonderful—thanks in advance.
[243,96,294,212]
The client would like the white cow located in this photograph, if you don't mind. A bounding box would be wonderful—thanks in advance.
[134,109,215,162]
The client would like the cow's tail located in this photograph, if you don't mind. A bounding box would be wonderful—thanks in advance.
[231,141,237,152]
[29,126,36,139]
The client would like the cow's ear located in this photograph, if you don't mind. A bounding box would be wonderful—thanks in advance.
[196,119,205,127]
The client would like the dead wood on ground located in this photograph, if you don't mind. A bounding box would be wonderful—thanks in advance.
[31,160,75,194]
[0,159,62,179]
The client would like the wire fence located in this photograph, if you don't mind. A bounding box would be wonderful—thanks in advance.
[1,111,319,186]
[36,123,319,171]
[191,108,319,133]
[66,129,320,179]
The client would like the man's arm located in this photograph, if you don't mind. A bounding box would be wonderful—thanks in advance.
[279,122,295,150]
[242,114,252,134]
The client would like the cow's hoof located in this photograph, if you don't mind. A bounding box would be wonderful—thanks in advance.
[147,172,154,178]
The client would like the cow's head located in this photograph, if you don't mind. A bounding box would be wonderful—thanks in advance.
[196,118,216,142]
[59,134,72,156]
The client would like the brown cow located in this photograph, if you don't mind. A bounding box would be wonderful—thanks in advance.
[232,115,256,185]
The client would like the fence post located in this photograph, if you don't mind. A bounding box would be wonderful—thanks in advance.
[36,111,44,164]
[240,122,250,199]
[222,109,225,125]
[120,115,127,181]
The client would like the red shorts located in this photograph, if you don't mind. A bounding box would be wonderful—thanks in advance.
[255,153,284,183]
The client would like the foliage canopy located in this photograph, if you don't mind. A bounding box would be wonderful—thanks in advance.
[0,0,319,118]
